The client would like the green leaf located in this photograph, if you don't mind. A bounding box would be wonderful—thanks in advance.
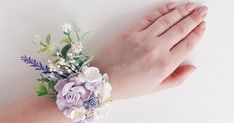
[61,44,71,58]
[36,47,48,53]
[61,36,72,44]
[45,34,51,45]
[35,84,48,96]
[40,41,47,47]
[48,80,56,90]
[73,55,92,66]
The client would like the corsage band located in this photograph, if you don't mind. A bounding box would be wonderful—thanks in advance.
[21,23,113,123]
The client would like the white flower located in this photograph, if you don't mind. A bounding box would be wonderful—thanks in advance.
[78,66,102,83]
[64,107,86,122]
[63,23,72,35]
[67,52,73,57]
[99,82,112,101]
[94,104,111,120]
[56,51,60,56]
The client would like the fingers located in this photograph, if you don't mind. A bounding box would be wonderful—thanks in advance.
[145,2,196,36]
[160,6,208,49]
[157,65,196,91]
[171,21,206,62]
[130,2,176,32]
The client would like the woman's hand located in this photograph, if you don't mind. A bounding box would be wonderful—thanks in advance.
[91,2,208,100]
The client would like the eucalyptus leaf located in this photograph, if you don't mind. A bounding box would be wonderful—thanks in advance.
[37,47,48,53]
[61,44,71,58]
[35,84,48,96]
[73,55,92,66]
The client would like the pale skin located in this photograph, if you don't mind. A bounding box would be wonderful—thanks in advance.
[0,2,208,123]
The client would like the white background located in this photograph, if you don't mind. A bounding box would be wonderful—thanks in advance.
[1,0,234,123]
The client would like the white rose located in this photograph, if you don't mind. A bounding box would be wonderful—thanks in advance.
[94,104,111,120]
[100,82,112,101]
[64,107,86,122]
[79,66,102,83]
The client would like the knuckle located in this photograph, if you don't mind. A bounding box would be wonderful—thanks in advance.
[158,7,166,15]
[145,14,156,23]
[190,13,203,23]
[177,7,187,17]
[127,32,142,46]
[174,23,185,34]
[157,17,171,28]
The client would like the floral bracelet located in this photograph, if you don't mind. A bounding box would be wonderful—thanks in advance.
[21,23,113,123]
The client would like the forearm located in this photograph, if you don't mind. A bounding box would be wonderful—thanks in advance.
[0,96,72,123]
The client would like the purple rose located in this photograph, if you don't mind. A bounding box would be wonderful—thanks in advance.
[55,72,92,110]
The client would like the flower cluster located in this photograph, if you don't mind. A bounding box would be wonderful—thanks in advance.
[21,23,112,123]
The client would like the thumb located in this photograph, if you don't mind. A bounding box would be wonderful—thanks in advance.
[157,65,196,91]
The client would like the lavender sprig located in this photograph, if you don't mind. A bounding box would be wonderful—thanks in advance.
[20,55,51,74]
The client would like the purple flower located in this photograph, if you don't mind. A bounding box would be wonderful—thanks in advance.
[55,72,92,110]
[87,96,99,110]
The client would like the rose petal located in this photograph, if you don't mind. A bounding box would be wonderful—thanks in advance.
[78,73,87,82]
[71,86,85,94]
[80,89,92,101]
[54,80,67,92]
[62,82,75,96]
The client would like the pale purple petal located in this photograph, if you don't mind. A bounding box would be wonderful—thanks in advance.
[55,79,67,92]
[62,82,75,96]
[80,89,92,101]
[71,86,86,94]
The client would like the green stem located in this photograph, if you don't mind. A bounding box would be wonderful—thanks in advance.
[75,31,80,41]
[67,34,73,43]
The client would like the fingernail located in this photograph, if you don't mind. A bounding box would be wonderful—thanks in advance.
[199,21,206,30]
[167,1,176,9]
[185,2,196,11]
[197,6,208,16]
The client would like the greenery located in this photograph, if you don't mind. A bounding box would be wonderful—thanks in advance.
[23,23,93,99]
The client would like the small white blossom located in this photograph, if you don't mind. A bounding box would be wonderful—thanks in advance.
[56,51,60,56]
[70,60,76,64]
[67,69,72,73]
[48,60,52,63]
[62,23,72,35]
[58,71,63,75]
[67,53,73,57]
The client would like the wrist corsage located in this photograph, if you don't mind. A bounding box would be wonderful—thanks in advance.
[21,23,113,123]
